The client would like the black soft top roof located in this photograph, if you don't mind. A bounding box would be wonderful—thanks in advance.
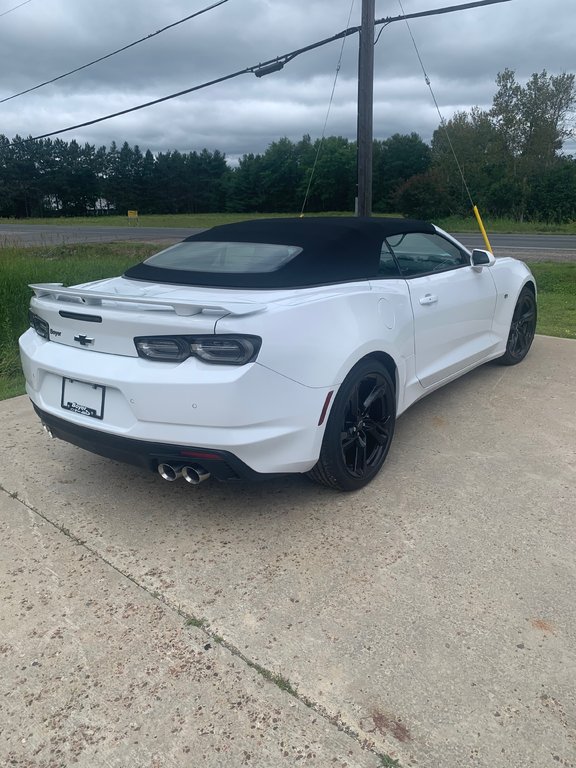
[124,216,436,289]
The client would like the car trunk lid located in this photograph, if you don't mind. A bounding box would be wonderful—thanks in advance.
[29,277,267,357]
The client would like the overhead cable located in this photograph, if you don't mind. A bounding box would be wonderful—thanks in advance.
[0,0,32,19]
[0,0,229,104]
[396,0,475,208]
[28,0,511,141]
[300,0,357,216]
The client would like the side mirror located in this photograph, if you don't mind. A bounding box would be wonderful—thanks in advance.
[471,248,496,270]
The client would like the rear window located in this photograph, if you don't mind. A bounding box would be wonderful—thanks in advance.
[142,241,302,274]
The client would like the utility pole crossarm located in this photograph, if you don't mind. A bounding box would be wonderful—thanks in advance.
[375,0,511,26]
[356,0,511,217]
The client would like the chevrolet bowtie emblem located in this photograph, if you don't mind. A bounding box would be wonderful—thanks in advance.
[74,334,94,346]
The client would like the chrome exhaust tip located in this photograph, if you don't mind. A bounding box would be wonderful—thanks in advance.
[182,465,211,485]
[42,423,54,439]
[157,463,183,482]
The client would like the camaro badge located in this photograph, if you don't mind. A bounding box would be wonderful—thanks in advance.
[74,334,94,346]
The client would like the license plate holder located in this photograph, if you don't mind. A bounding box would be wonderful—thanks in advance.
[61,378,105,420]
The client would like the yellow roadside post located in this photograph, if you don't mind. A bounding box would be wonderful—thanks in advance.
[473,205,493,253]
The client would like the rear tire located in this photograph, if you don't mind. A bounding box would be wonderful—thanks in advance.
[497,287,537,366]
[308,359,396,492]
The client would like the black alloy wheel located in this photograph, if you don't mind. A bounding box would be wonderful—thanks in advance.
[497,287,537,366]
[308,359,396,491]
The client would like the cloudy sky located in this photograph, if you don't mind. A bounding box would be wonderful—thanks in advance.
[1,0,574,162]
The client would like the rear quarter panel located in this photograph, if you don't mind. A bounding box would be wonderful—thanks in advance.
[214,281,414,389]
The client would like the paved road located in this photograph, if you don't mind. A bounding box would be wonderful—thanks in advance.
[0,223,198,246]
[454,232,576,261]
[1,223,576,260]
[453,232,576,250]
[1,336,575,767]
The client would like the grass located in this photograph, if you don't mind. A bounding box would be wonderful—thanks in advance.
[0,212,355,229]
[529,262,576,339]
[185,617,208,629]
[0,242,157,400]
[378,756,401,767]
[0,244,574,401]
[2,212,576,234]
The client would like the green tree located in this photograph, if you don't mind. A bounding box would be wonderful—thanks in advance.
[431,108,501,215]
[102,141,145,213]
[186,148,229,212]
[526,158,576,223]
[51,140,103,215]
[373,133,431,212]
[227,153,265,212]
[395,170,452,219]
[152,150,190,213]
[0,135,13,215]
[491,68,575,169]
[258,137,304,212]
[4,136,45,217]
[301,136,356,212]
[431,69,576,221]
[136,149,157,214]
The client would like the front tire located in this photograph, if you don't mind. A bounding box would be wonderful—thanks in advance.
[308,359,396,492]
[497,287,537,366]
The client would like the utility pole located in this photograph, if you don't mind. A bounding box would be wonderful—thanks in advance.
[356,0,375,217]
[249,0,510,219]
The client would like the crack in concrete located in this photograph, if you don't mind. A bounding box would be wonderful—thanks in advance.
[1,483,397,767]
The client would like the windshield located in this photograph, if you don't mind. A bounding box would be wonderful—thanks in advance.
[142,241,302,274]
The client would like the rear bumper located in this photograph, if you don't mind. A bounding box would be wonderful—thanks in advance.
[20,330,334,476]
[33,404,267,481]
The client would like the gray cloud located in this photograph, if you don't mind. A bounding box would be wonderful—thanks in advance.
[0,0,574,157]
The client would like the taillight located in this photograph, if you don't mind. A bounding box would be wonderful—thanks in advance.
[29,310,50,340]
[190,337,260,364]
[134,337,189,362]
[134,335,261,365]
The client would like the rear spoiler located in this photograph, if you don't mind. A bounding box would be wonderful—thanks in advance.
[29,283,267,317]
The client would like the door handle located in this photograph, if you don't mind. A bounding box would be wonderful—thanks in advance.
[419,294,438,305]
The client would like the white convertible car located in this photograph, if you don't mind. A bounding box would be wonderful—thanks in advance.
[19,217,536,491]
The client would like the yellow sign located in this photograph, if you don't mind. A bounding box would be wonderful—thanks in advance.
[127,210,139,226]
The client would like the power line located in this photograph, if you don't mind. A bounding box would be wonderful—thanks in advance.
[28,25,361,140]
[28,0,511,142]
[397,0,475,208]
[0,0,229,104]
[300,0,357,215]
[397,2,495,252]
[0,0,32,19]
[30,66,260,140]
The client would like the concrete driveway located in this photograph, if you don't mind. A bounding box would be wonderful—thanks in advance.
[1,336,575,768]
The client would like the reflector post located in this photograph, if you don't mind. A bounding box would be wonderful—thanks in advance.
[473,205,493,253]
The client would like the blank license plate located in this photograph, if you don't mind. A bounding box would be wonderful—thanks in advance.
[61,378,105,420]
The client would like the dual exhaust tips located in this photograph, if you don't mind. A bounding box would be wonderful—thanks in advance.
[157,462,211,485]
[41,420,210,485]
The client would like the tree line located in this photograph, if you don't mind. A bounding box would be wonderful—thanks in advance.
[0,69,574,222]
